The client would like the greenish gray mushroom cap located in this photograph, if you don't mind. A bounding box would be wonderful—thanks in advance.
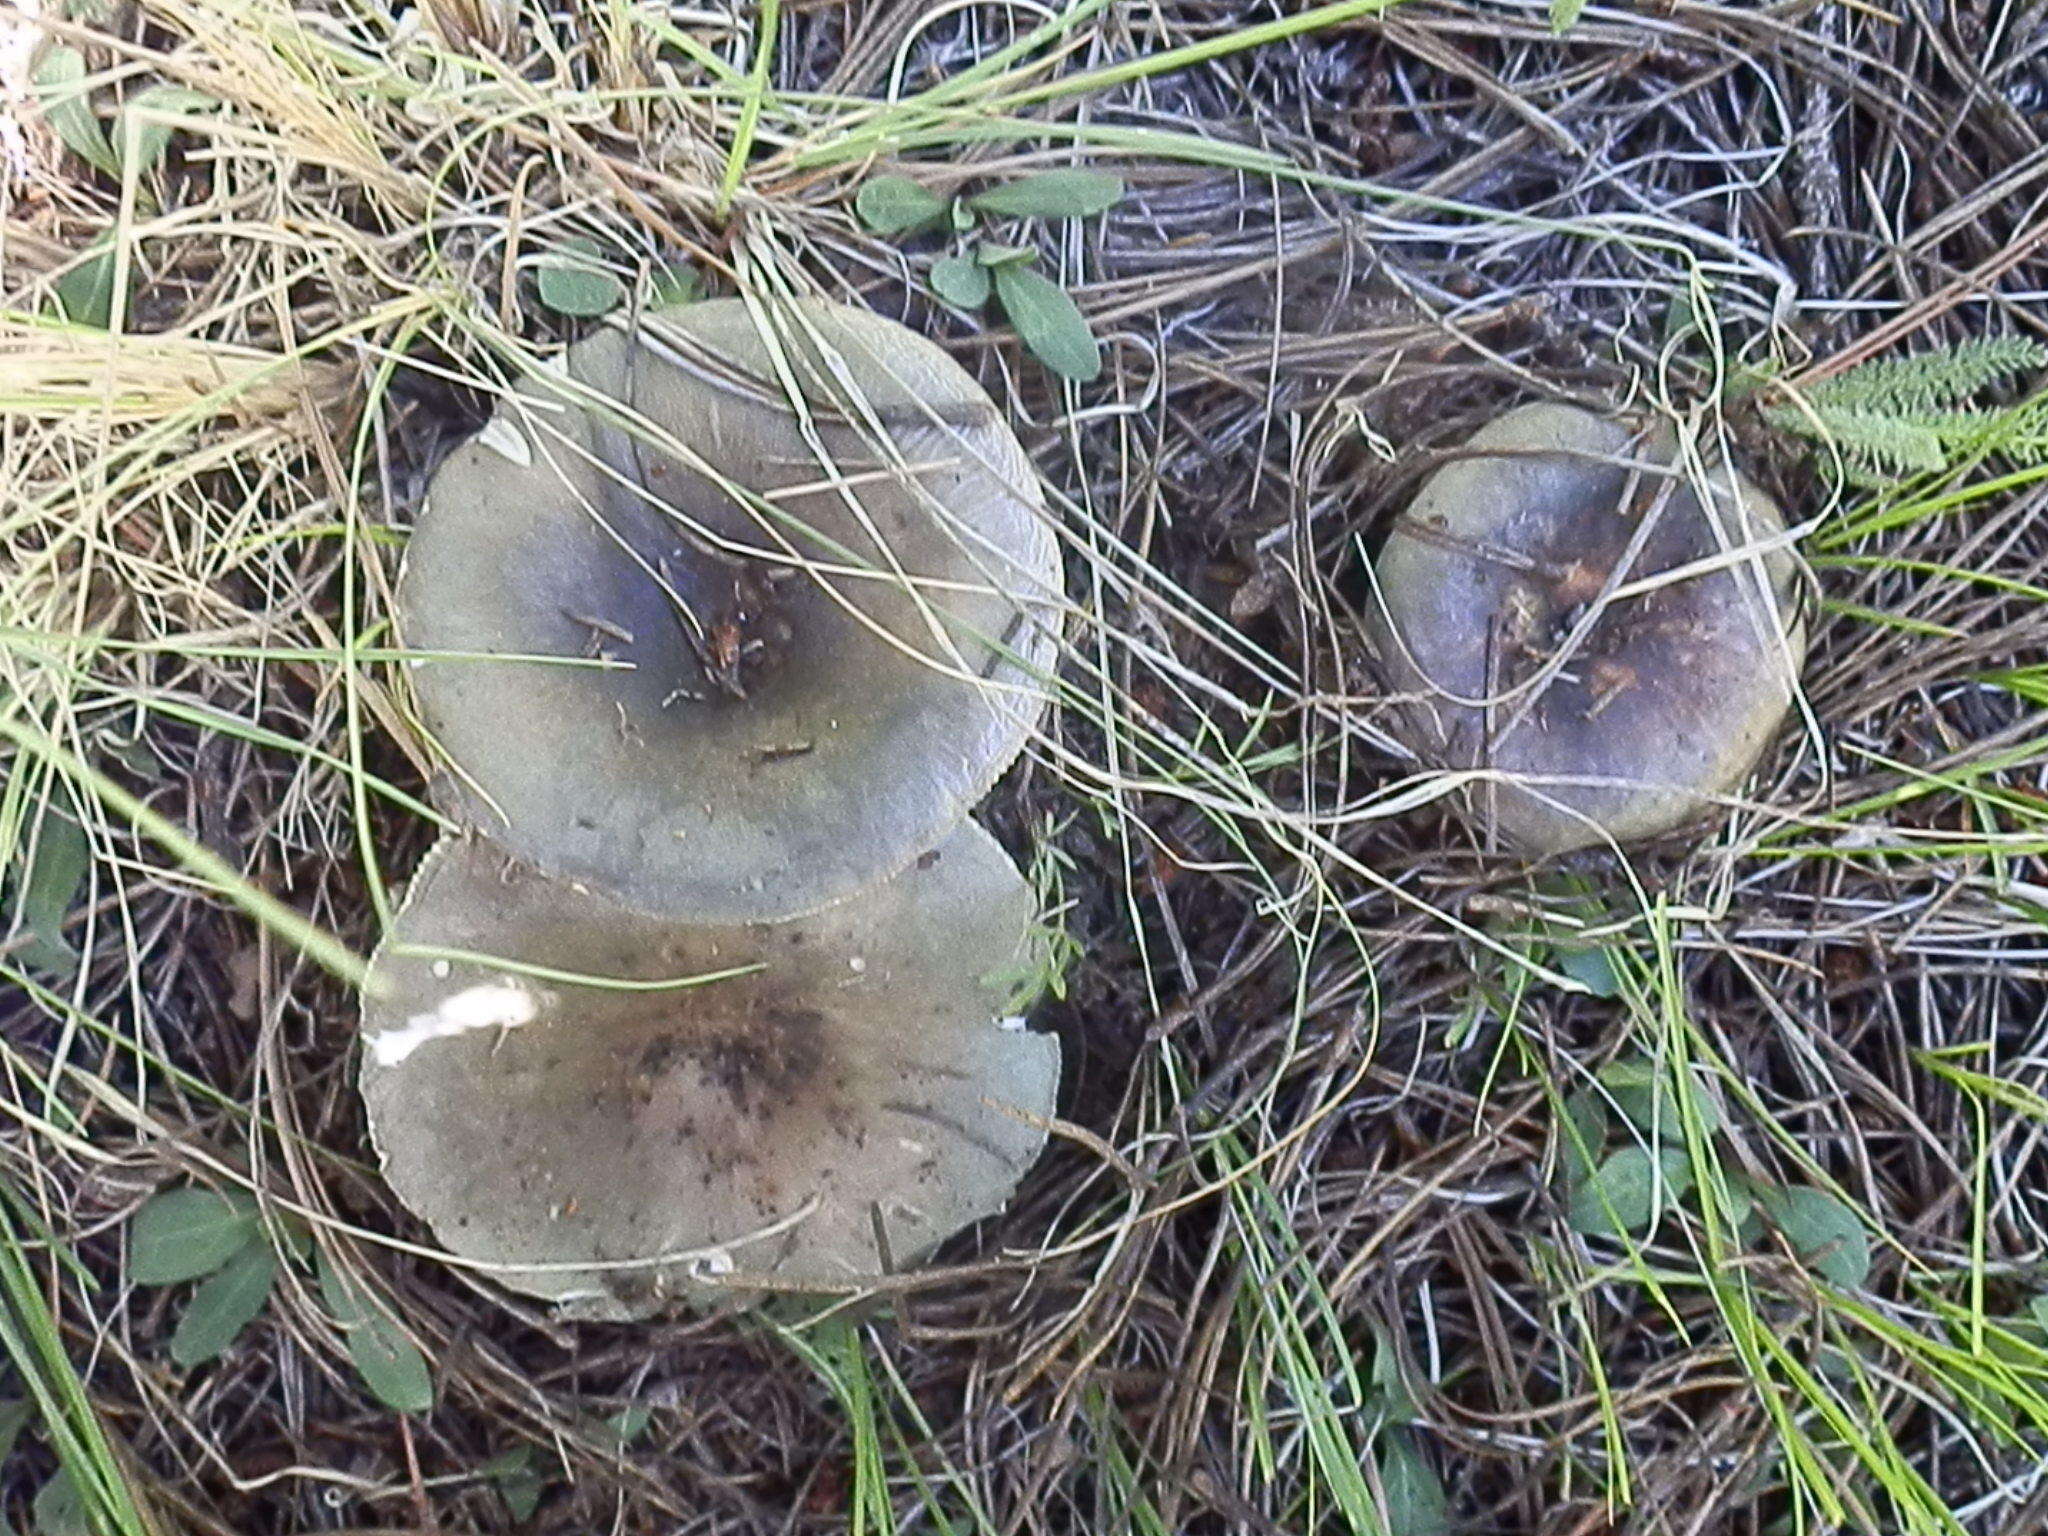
[1367,403,1805,856]
[398,298,1060,923]
[358,824,1059,1319]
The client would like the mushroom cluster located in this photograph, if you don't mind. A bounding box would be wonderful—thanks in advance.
[1366,403,1805,856]
[364,298,1064,1318]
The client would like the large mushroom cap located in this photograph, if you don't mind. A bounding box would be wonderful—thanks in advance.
[1367,403,1805,856]
[359,823,1059,1319]
[398,297,1061,923]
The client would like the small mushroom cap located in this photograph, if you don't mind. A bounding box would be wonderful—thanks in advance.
[398,298,1060,923]
[358,823,1059,1319]
[1367,403,1805,855]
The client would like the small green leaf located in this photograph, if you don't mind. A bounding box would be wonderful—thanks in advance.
[854,175,947,235]
[1815,1342,1860,1387]
[1552,940,1620,998]
[12,806,89,972]
[129,1187,259,1284]
[605,1405,652,1450]
[648,263,700,309]
[1568,1146,1692,1238]
[993,264,1100,382]
[32,1470,89,1536]
[275,1214,314,1266]
[317,1250,434,1413]
[1599,1058,1722,1143]
[1715,1172,1759,1241]
[1597,1059,1657,1115]
[53,237,121,332]
[478,1447,528,1475]
[481,1447,545,1523]
[968,170,1124,220]
[1550,0,1590,32]
[170,1241,277,1367]
[1957,1370,2023,1439]
[929,255,989,309]
[973,241,1035,268]
[1760,1185,1870,1289]
[1556,1088,1607,1186]
[118,85,216,177]
[97,729,160,777]
[1368,1326,1417,1424]
[34,48,120,178]
[2029,1294,2048,1334]
[1378,1431,1448,1536]
[1661,282,1709,352]
[534,238,622,319]
[949,200,977,234]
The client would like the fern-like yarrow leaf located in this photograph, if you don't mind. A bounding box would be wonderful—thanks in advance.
[1811,336,2046,414]
[1764,336,2048,486]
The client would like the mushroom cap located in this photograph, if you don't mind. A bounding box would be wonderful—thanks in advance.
[358,823,1059,1319]
[1366,403,1805,855]
[397,298,1061,923]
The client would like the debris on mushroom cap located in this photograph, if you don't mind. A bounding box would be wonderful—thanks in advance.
[358,823,1060,1320]
[1366,402,1805,856]
[396,297,1061,924]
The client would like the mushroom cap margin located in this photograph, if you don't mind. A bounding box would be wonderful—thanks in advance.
[1366,402,1806,855]
[358,822,1060,1319]
[396,298,1063,923]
